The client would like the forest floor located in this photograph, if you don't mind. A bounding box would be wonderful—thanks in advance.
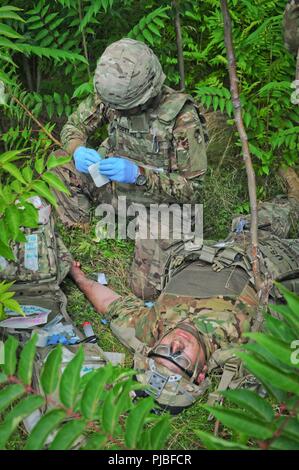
[7,159,284,450]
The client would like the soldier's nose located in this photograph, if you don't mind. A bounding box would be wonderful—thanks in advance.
[171,339,184,354]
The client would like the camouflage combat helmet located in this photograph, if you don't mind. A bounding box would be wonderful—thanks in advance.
[283,0,299,55]
[133,322,210,414]
[94,38,166,110]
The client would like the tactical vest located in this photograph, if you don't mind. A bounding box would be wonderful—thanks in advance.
[106,86,207,204]
[161,235,299,298]
[0,200,72,324]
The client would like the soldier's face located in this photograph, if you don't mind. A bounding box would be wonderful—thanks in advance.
[154,327,204,377]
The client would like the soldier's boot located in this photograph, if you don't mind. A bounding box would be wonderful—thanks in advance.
[279,167,299,203]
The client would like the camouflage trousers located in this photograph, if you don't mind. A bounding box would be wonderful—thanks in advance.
[51,150,184,300]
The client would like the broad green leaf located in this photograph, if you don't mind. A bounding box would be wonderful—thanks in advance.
[101,389,117,435]
[0,9,24,22]
[17,44,88,64]
[0,372,7,384]
[41,173,70,194]
[221,389,274,422]
[195,430,250,450]
[275,284,299,319]
[0,220,9,245]
[0,240,14,261]
[142,29,154,45]
[0,24,23,40]
[147,23,161,37]
[0,6,23,12]
[125,397,154,448]
[236,351,299,395]
[49,419,86,450]
[148,416,170,450]
[80,366,112,420]
[265,314,295,343]
[34,158,44,174]
[0,37,21,51]
[53,92,61,104]
[2,162,26,184]
[5,205,20,239]
[0,395,44,449]
[270,436,299,450]
[203,405,274,440]
[41,345,62,395]
[17,334,38,385]
[47,154,71,170]
[82,433,107,450]
[244,332,298,368]
[25,409,66,450]
[32,181,57,207]
[244,341,293,374]
[2,299,24,315]
[279,417,299,443]
[0,281,14,294]
[59,346,84,409]
[4,335,18,376]
[22,202,38,228]
[0,384,24,413]
[0,150,25,164]
[270,304,299,337]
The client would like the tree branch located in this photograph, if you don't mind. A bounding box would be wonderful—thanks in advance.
[220,0,262,293]
[172,0,185,91]
[12,95,62,148]
[78,0,91,80]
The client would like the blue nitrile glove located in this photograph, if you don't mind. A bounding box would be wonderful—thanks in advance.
[73,146,102,173]
[99,157,139,184]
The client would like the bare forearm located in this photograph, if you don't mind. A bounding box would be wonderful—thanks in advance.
[76,276,120,314]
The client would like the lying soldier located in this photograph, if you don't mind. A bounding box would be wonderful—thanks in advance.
[68,169,299,414]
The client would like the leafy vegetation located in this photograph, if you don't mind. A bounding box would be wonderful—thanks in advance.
[0,334,170,450]
[197,284,299,450]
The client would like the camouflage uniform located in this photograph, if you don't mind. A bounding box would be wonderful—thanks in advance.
[103,196,299,411]
[55,39,208,299]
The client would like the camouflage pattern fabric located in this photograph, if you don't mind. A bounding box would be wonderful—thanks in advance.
[106,268,256,357]
[129,208,186,299]
[231,196,299,239]
[58,81,208,298]
[0,207,72,285]
[51,149,114,227]
[51,151,191,299]
[61,85,207,205]
[104,196,299,409]
[283,0,299,55]
[94,38,166,110]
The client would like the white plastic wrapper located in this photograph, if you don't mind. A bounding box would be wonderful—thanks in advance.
[88,162,109,188]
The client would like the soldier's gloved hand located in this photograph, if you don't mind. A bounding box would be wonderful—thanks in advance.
[99,157,139,184]
[73,146,102,173]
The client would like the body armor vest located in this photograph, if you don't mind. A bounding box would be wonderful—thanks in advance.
[105,86,207,205]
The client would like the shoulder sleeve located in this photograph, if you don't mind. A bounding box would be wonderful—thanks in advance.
[105,294,160,347]
[60,93,108,154]
[173,103,208,179]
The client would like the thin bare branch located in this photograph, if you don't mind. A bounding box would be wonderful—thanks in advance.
[172,1,185,91]
[220,0,262,293]
[12,95,62,147]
